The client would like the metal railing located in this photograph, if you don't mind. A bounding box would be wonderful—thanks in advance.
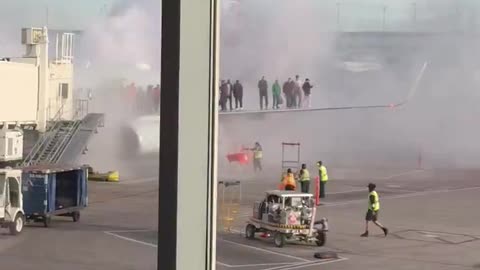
[22,103,67,166]
[21,100,86,167]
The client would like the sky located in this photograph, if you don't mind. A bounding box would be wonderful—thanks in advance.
[0,0,479,31]
[0,0,116,30]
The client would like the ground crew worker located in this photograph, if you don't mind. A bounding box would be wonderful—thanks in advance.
[250,142,263,172]
[298,164,310,193]
[282,168,296,191]
[361,183,388,237]
[317,161,328,198]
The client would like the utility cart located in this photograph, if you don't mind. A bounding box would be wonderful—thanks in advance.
[21,165,88,227]
[245,190,328,248]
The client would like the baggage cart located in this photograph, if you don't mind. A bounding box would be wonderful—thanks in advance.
[21,165,88,227]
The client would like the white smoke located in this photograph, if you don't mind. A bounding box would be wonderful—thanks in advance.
[76,0,160,88]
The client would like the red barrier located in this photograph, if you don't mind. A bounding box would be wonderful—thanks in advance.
[226,152,249,164]
[315,176,320,206]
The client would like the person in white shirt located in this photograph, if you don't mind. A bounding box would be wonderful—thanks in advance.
[226,79,233,111]
[294,75,303,108]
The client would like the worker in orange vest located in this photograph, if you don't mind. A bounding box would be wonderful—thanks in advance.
[280,168,296,191]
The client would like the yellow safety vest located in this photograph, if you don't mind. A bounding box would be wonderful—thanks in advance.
[253,148,262,159]
[300,169,310,182]
[368,191,380,211]
[319,165,328,182]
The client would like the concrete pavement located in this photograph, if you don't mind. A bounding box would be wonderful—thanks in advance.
[0,166,479,269]
[216,168,480,270]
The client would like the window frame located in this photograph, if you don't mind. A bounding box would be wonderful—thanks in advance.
[159,0,219,269]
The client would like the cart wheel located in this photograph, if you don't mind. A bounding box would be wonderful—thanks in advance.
[72,211,80,222]
[316,231,326,246]
[43,216,51,228]
[274,232,286,248]
[245,224,256,239]
[9,213,25,235]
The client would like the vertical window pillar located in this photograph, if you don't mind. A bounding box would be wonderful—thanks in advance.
[159,0,219,269]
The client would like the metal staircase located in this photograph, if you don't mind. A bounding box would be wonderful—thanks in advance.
[21,100,104,167]
[21,120,82,166]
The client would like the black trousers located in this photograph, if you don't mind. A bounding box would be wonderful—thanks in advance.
[286,93,293,108]
[219,97,227,111]
[259,90,268,109]
[285,184,295,191]
[290,93,297,108]
[227,95,233,110]
[300,181,310,193]
[320,181,326,198]
[235,96,243,108]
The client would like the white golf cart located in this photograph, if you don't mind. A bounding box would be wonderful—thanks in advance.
[0,169,25,235]
[246,190,328,248]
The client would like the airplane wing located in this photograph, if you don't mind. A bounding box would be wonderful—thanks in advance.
[219,61,428,115]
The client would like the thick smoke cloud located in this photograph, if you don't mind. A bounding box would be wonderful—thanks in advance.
[77,0,160,177]
[76,0,160,89]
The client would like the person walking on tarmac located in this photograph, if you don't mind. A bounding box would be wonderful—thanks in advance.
[361,183,388,237]
[317,161,328,198]
[250,142,263,172]
[298,164,310,193]
[281,168,296,191]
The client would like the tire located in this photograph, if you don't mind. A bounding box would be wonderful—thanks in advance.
[316,231,326,246]
[274,232,286,248]
[245,224,256,239]
[72,211,80,222]
[9,213,25,235]
[43,215,51,228]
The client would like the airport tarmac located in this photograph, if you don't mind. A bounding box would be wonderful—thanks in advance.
[0,165,479,269]
[216,168,480,270]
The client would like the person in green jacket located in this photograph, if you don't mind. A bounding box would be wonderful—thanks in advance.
[272,79,282,109]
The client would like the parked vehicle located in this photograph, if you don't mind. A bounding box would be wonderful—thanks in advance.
[0,168,25,235]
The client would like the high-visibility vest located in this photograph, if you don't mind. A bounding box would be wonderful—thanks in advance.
[253,148,263,159]
[282,173,296,188]
[368,191,380,211]
[319,165,328,182]
[300,169,310,182]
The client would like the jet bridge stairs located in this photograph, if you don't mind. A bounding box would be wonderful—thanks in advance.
[21,112,104,167]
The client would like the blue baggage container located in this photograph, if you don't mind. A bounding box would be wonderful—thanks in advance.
[21,165,88,227]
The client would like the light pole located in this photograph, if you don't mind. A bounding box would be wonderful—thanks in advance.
[412,2,417,28]
[382,5,387,31]
[336,2,340,31]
